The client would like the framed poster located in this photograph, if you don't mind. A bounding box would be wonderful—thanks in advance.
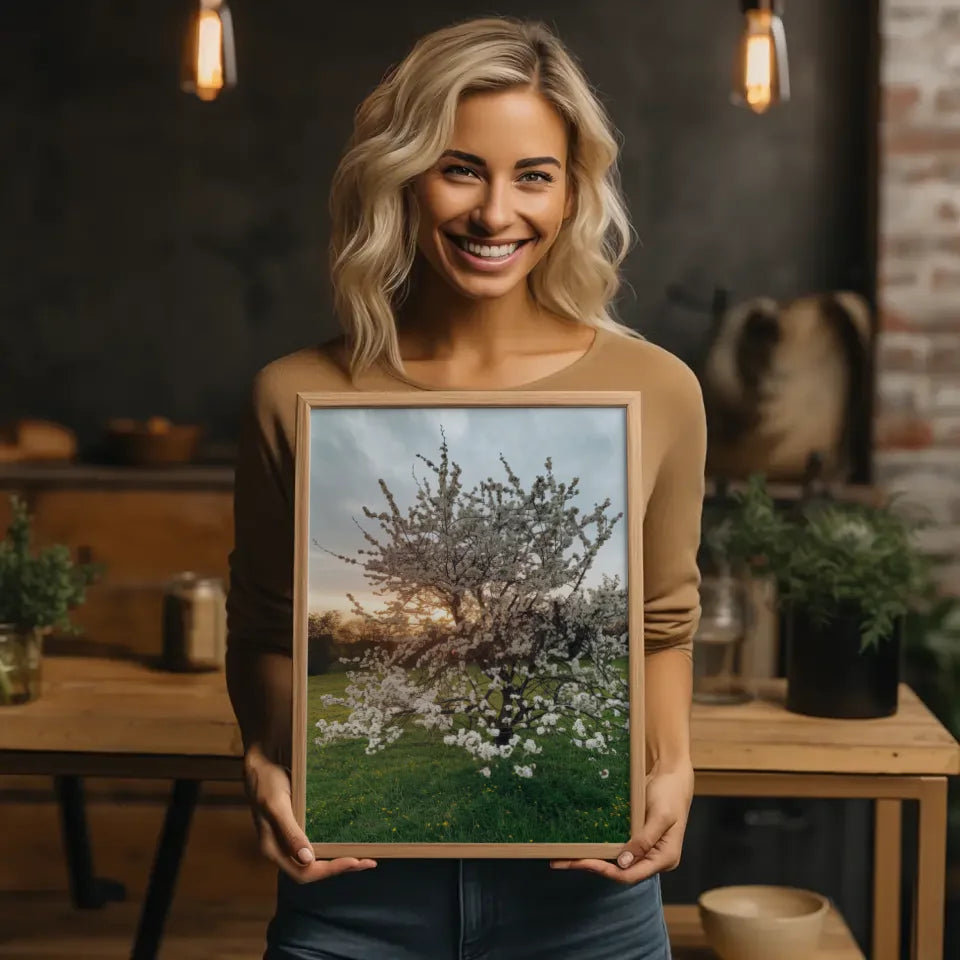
[292,391,644,859]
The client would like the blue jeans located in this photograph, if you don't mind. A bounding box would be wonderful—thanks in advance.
[264,859,671,960]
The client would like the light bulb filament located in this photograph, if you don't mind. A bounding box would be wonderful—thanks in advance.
[744,31,773,110]
[182,0,237,102]
[196,9,224,99]
[733,4,790,115]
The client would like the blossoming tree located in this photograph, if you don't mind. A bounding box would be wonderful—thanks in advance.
[313,431,629,777]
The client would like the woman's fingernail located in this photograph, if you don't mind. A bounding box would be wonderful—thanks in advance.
[296,847,315,864]
[618,851,634,868]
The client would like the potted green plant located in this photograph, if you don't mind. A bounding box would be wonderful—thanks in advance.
[704,475,933,718]
[0,495,102,705]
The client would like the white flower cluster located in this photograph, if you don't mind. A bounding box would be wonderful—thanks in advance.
[311,437,631,779]
[443,727,523,761]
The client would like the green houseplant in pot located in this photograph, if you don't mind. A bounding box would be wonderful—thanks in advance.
[0,495,102,705]
[706,475,933,718]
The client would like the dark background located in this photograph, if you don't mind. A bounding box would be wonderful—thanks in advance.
[1,3,885,946]
[1,0,873,459]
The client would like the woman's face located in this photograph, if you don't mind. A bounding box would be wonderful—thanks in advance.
[411,86,574,301]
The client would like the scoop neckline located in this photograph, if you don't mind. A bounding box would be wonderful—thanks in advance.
[379,325,608,392]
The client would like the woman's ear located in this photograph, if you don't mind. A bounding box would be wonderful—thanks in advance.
[563,183,575,222]
[403,183,420,240]
[404,180,419,213]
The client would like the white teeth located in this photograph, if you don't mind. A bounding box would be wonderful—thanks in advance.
[455,237,523,258]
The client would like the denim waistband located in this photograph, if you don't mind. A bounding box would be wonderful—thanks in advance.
[266,859,670,960]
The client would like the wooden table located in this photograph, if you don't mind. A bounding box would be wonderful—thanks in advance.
[691,680,960,960]
[668,904,864,959]
[0,658,957,959]
[0,657,243,960]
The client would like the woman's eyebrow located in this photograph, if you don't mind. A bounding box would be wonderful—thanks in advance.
[440,149,562,169]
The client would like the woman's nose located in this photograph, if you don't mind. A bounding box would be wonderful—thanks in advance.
[470,181,514,236]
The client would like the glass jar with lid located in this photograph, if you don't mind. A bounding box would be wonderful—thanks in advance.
[0,623,44,705]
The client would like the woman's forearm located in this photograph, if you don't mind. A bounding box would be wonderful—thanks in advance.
[643,646,693,771]
[225,647,294,767]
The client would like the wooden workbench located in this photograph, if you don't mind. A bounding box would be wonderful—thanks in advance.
[0,658,957,959]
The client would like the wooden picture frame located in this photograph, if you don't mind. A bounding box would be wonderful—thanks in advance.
[292,391,644,859]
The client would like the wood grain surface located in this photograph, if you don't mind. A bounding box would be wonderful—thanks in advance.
[1,658,956,777]
[0,896,864,960]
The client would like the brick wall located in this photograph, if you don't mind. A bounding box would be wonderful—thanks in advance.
[877,0,960,593]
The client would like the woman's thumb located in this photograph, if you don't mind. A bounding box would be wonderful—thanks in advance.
[263,786,315,864]
[279,815,314,864]
[294,843,315,864]
[282,816,314,863]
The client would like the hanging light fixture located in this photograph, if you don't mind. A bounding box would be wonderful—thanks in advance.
[181,0,237,102]
[731,0,790,114]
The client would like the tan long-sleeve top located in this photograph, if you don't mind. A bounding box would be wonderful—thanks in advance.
[226,326,707,660]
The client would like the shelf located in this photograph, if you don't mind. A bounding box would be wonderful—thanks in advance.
[665,903,865,959]
[0,462,235,490]
[704,477,882,505]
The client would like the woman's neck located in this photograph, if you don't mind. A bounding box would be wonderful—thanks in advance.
[392,275,595,389]
[397,264,595,389]
[397,275,549,361]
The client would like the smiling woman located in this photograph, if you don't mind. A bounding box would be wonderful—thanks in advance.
[327,18,635,385]
[412,91,572,291]
[227,14,704,960]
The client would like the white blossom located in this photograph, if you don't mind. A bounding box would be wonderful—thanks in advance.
[310,431,630,777]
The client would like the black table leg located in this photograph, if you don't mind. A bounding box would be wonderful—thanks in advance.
[54,775,126,908]
[131,778,201,960]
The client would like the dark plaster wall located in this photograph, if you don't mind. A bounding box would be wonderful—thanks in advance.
[1,1,872,457]
[0,3,878,943]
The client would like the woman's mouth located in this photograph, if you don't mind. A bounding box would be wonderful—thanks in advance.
[444,233,535,271]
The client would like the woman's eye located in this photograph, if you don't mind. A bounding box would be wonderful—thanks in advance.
[441,165,555,184]
[442,164,478,178]
[519,171,555,184]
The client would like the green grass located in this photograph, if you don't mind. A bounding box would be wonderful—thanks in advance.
[305,670,631,844]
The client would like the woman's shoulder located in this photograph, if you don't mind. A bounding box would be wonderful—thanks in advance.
[592,326,704,409]
[248,335,352,412]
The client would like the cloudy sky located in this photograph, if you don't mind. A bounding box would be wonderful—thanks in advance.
[307,406,630,615]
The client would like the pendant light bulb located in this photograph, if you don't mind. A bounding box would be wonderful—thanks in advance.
[732,0,790,114]
[181,0,237,102]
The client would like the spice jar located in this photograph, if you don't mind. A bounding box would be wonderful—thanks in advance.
[161,573,226,671]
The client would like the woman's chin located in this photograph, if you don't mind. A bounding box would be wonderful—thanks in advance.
[444,272,526,300]
[438,256,534,299]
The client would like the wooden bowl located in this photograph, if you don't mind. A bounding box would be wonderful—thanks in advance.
[106,418,203,466]
[698,885,829,960]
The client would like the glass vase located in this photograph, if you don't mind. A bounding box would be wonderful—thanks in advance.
[0,623,44,705]
[693,573,753,705]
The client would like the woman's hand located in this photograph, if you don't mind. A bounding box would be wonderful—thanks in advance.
[550,759,694,884]
[243,744,377,883]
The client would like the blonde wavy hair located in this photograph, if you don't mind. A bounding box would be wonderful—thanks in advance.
[329,16,640,377]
